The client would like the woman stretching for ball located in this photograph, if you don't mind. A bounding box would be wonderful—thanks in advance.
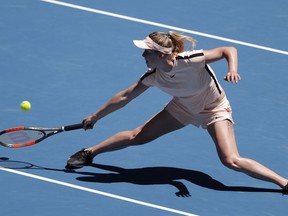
[66,31,288,194]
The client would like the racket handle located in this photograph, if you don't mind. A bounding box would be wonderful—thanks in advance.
[63,123,83,131]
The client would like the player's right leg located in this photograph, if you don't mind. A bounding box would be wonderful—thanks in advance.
[66,109,185,169]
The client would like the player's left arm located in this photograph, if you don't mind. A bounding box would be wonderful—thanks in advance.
[203,47,241,83]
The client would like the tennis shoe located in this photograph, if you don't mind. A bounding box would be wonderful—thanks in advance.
[283,183,288,195]
[65,148,93,169]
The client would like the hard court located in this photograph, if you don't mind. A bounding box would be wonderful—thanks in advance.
[0,0,288,215]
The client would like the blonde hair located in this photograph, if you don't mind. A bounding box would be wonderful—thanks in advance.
[148,31,196,54]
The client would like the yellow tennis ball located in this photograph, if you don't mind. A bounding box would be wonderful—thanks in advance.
[20,101,31,111]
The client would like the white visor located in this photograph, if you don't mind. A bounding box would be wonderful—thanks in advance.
[133,36,172,54]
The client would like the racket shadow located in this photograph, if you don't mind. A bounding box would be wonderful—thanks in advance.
[76,163,282,197]
[0,157,66,171]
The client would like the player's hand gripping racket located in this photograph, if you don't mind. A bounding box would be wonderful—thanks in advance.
[0,123,83,148]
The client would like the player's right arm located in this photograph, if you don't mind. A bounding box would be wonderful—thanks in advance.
[83,80,149,129]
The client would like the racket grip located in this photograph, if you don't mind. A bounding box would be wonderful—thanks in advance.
[63,123,83,131]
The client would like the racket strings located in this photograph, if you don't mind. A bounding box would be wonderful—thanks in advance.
[0,130,45,145]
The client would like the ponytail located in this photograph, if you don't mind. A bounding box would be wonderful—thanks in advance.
[149,31,196,54]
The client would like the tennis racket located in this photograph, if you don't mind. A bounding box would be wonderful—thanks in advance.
[0,123,83,148]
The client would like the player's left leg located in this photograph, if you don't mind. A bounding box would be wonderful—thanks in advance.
[207,120,288,189]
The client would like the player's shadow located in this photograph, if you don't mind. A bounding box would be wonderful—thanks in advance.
[0,157,282,197]
[76,163,282,197]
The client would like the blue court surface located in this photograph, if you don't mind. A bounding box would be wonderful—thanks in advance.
[1,0,288,215]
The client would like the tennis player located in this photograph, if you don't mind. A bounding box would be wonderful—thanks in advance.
[66,31,288,194]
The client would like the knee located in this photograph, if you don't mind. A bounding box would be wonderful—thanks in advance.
[220,155,242,171]
[128,126,157,145]
[127,127,151,145]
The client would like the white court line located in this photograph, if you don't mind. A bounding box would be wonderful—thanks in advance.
[41,0,288,55]
[0,167,197,216]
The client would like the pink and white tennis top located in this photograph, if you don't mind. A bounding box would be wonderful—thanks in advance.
[140,49,225,114]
